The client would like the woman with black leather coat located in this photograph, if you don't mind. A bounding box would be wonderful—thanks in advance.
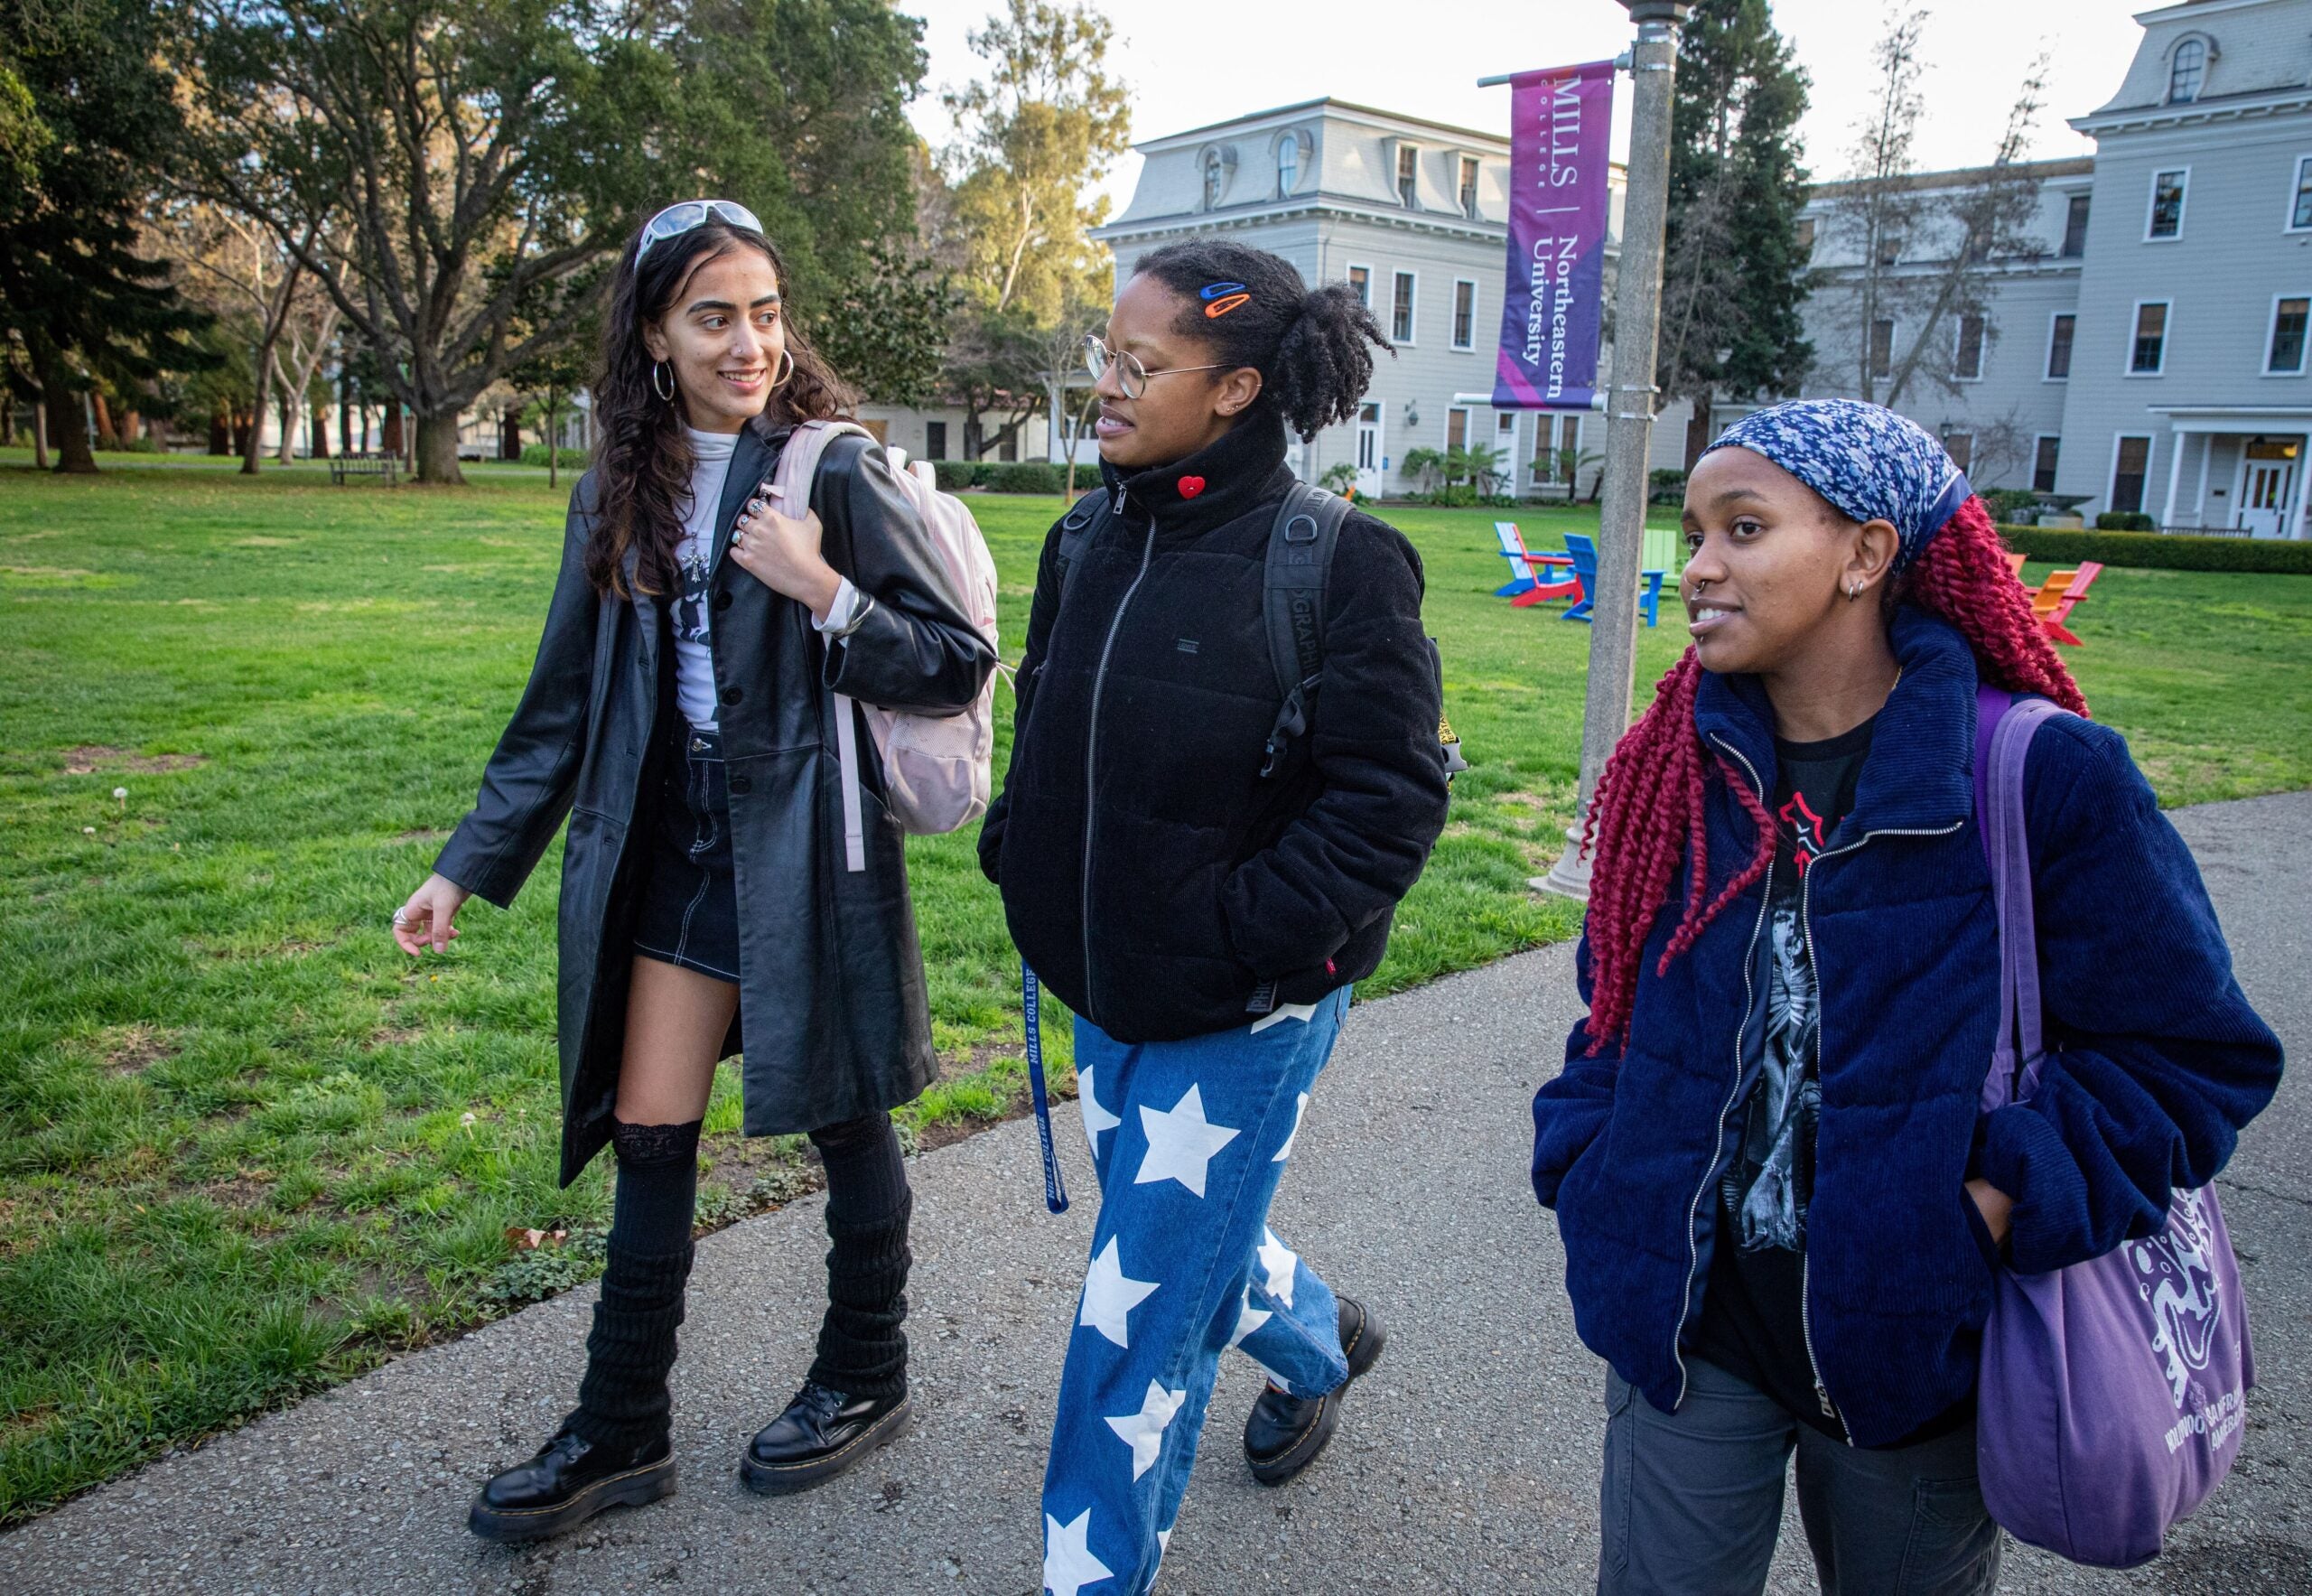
[390,201,993,1541]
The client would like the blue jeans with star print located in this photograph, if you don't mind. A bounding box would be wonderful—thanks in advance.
[1039,986,1354,1596]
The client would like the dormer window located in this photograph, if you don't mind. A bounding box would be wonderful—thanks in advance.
[1459,155,1480,219]
[1397,145,1419,208]
[1204,150,1226,210]
[2168,37,2205,104]
[1277,136,1299,199]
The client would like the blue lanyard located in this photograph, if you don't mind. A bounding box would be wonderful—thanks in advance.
[1021,963,1069,1214]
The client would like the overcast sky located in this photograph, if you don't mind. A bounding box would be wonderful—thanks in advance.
[900,0,2153,211]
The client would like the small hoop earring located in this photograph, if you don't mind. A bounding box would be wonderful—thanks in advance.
[651,361,676,402]
[1846,581,1863,600]
[764,348,797,393]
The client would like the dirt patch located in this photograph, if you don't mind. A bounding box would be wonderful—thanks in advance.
[366,1025,424,1049]
[939,1038,1023,1082]
[201,1173,277,1209]
[61,745,208,776]
[392,827,448,845]
[100,1022,181,1074]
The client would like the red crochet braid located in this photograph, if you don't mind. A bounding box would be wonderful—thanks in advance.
[1577,496,2086,1054]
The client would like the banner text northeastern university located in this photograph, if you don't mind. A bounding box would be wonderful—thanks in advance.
[1491,61,1615,413]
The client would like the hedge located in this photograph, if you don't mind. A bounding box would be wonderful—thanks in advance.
[519,443,589,468]
[926,460,1078,494]
[1998,525,2312,574]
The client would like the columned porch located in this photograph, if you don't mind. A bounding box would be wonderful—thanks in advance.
[2152,406,2312,540]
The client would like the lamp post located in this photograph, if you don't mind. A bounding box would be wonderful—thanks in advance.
[1540,0,1692,902]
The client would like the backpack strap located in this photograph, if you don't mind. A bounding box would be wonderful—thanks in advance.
[1052,486,1113,604]
[1258,483,1349,779]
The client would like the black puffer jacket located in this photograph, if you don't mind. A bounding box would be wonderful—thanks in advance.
[977,414,1450,1042]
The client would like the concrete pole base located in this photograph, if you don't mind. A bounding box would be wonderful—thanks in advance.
[1535,824,1592,903]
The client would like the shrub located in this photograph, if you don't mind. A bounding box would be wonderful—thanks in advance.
[980,462,1067,494]
[2095,510,2156,532]
[124,436,163,454]
[931,460,976,492]
[1979,488,2039,523]
[1429,483,1480,508]
[1998,525,2312,574]
[1647,468,1686,507]
[518,443,588,469]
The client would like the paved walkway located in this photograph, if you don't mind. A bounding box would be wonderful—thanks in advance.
[3,793,2306,1595]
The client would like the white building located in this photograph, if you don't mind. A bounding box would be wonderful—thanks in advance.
[1794,0,2312,537]
[1091,98,1688,500]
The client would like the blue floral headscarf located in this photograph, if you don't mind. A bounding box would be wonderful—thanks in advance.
[1701,398,1972,575]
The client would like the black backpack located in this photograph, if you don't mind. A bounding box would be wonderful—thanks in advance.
[1052,483,1466,781]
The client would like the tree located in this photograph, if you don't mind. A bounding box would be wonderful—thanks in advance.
[1816,10,2050,408]
[185,0,928,483]
[506,292,599,491]
[940,0,1128,456]
[0,0,211,473]
[811,241,962,408]
[1658,0,1813,465]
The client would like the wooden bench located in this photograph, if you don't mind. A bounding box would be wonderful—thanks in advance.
[329,453,403,486]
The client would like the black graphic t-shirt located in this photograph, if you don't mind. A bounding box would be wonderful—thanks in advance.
[1691,713,1876,1440]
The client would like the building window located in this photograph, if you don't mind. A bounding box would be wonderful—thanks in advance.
[2292,157,2312,231]
[1496,411,1517,440]
[1347,265,1370,308]
[1795,217,1817,258]
[925,420,947,461]
[2270,296,2310,374]
[2061,194,2090,257]
[2168,38,2205,105]
[1356,402,1379,471]
[1446,407,1469,451]
[2147,169,2188,240]
[1277,136,1299,198]
[2111,435,2151,515]
[2130,302,2169,375]
[998,435,1018,463]
[2033,435,2061,494]
[1869,318,1895,379]
[1396,145,1419,208]
[1203,150,1225,210]
[1876,233,1903,267]
[2046,313,2074,379]
[1393,271,1416,343]
[1953,314,1985,380]
[1943,433,1974,474]
[1451,279,1477,350]
[1459,155,1480,219]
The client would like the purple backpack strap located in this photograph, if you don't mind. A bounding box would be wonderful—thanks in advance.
[1973,683,2070,1114]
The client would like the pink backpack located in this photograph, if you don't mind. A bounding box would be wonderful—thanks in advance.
[768,420,1000,872]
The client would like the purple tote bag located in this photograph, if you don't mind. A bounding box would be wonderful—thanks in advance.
[1972,686,2253,1569]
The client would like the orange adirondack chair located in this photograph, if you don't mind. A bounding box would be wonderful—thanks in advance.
[2028,568,2078,637]
[2039,561,2102,646]
[2004,550,2028,579]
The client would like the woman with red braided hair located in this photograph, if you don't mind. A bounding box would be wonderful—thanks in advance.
[1530,398,2279,1594]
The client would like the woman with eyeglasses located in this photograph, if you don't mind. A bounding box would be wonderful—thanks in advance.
[391,201,994,1542]
[978,239,1451,1591]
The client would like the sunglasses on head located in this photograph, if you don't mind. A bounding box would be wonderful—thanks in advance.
[636,200,766,264]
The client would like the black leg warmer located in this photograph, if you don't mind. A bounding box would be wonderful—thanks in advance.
[805,1114,914,1401]
[569,1117,701,1453]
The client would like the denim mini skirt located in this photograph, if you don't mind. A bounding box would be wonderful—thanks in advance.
[631,723,741,983]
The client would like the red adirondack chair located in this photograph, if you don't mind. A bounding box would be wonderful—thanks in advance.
[2039,561,2102,646]
[1499,523,1582,608]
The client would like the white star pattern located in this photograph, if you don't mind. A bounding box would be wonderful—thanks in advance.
[1273,1092,1310,1162]
[1043,1507,1114,1596]
[1077,1236,1159,1349]
[1103,1379,1188,1480]
[1133,1083,1240,1198]
[1256,1227,1299,1308]
[1226,1285,1272,1349]
[1078,1065,1121,1157]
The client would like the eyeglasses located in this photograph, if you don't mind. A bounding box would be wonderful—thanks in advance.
[636,200,765,264]
[1083,334,1227,400]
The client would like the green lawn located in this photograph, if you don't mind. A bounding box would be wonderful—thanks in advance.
[2,451,2307,1520]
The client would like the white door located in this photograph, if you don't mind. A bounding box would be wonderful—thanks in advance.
[2240,460,2293,538]
[1355,403,1383,499]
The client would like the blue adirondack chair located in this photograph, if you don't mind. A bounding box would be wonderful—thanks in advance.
[1562,532,1665,627]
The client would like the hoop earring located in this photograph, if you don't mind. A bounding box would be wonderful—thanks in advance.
[651,361,676,402]
[764,348,797,393]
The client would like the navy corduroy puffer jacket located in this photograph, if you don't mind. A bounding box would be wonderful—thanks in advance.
[1531,609,2282,1447]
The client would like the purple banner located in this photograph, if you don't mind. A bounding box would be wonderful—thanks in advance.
[1492,61,1615,411]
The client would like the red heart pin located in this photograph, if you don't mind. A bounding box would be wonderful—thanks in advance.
[1178,475,1207,499]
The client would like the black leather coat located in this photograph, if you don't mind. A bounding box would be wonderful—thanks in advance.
[434,421,996,1184]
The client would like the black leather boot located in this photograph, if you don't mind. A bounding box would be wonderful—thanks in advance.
[467,1426,676,1543]
[1243,1294,1387,1487]
[740,1381,914,1495]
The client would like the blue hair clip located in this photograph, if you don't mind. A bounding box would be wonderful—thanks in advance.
[1199,281,1247,300]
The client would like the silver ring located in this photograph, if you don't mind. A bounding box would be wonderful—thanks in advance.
[391,910,410,927]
